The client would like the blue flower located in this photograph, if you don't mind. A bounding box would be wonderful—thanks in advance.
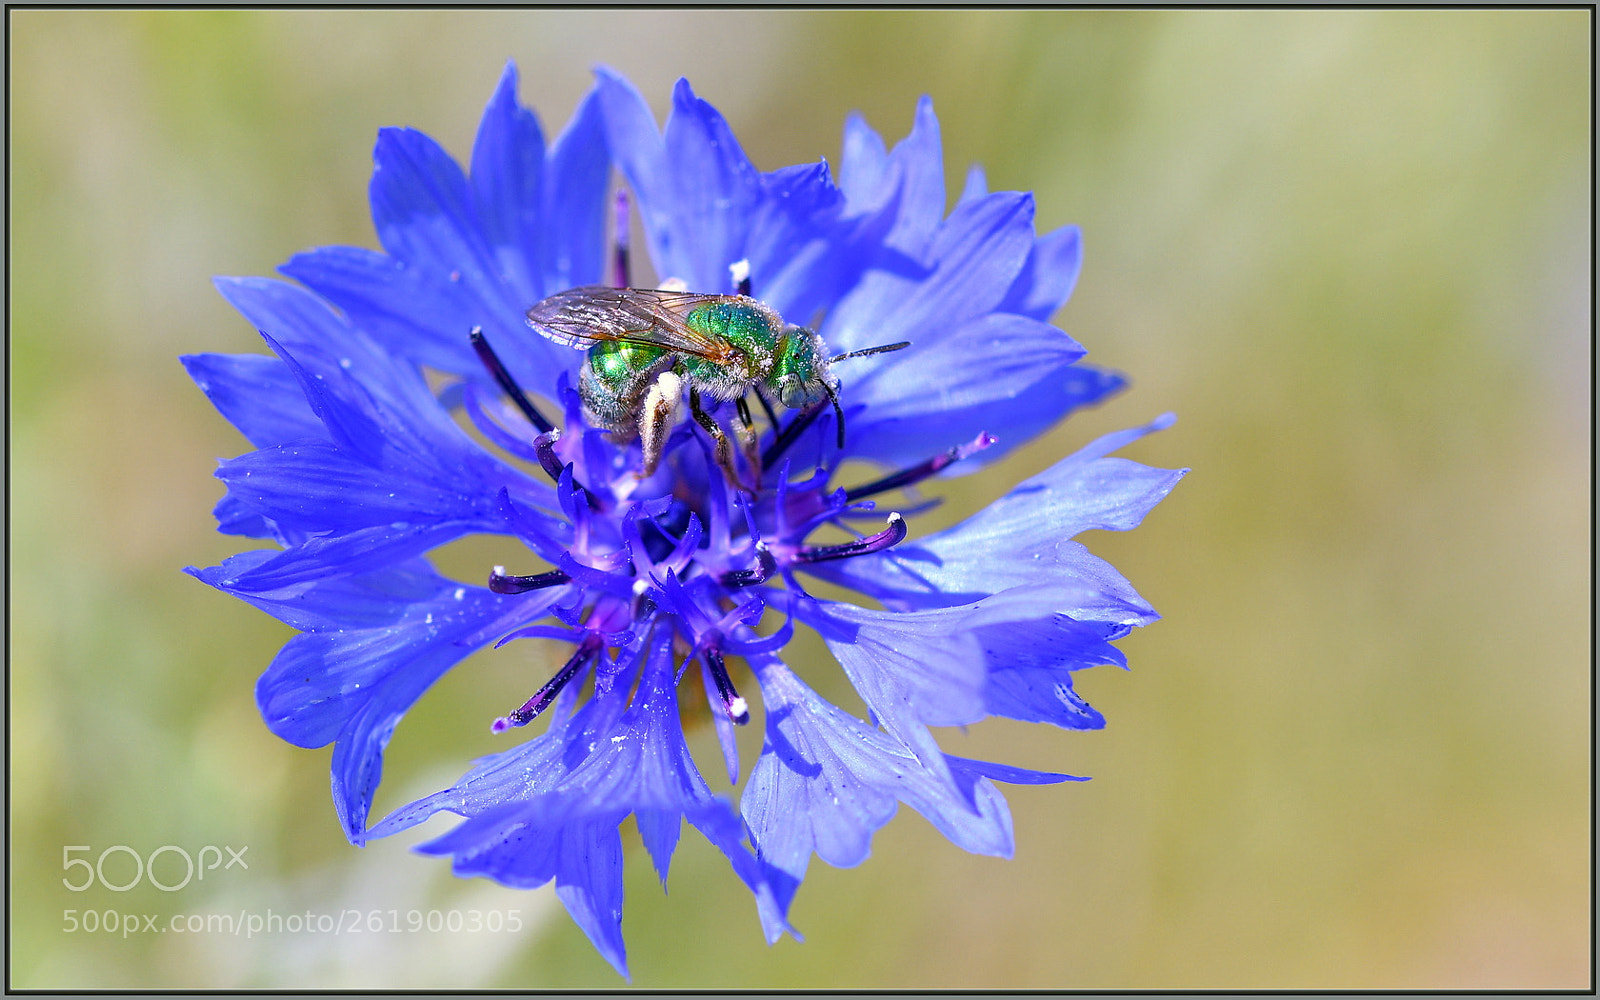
[186,63,1184,979]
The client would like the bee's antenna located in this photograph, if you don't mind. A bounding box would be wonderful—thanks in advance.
[823,381,847,449]
[828,340,911,363]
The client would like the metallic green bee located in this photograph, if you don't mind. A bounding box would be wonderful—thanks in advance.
[526,284,907,478]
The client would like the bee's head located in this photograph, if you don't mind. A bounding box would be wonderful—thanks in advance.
[771,326,835,409]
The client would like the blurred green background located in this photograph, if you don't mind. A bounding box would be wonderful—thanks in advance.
[9,9,1590,990]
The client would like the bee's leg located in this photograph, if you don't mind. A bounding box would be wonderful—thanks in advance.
[753,389,781,432]
[689,388,740,486]
[734,394,761,477]
[636,369,683,478]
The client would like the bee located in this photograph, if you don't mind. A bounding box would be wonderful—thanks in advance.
[525,284,908,478]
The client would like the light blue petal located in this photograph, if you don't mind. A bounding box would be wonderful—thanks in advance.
[824,190,1036,357]
[811,415,1185,616]
[552,822,629,978]
[842,312,1086,470]
[837,112,890,208]
[792,599,988,731]
[1000,223,1083,321]
[957,162,988,207]
[742,658,1017,916]
[839,96,945,260]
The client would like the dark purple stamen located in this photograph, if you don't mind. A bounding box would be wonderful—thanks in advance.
[534,431,567,483]
[793,512,907,564]
[470,327,554,434]
[761,400,826,468]
[491,642,596,732]
[702,646,750,726]
[721,543,777,588]
[488,566,572,594]
[843,431,998,502]
[611,190,631,289]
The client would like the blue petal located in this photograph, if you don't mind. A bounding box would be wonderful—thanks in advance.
[598,73,764,291]
[592,69,673,275]
[469,61,547,304]
[214,277,458,448]
[837,112,889,209]
[657,78,762,291]
[181,352,325,448]
[952,588,1128,728]
[412,802,630,978]
[188,554,448,631]
[944,755,1084,786]
[284,120,575,395]
[957,163,988,207]
[216,443,481,532]
[248,574,541,751]
[226,562,555,841]
[740,161,850,322]
[376,635,792,949]
[552,822,629,977]
[542,81,609,293]
[209,491,284,541]
[278,246,482,376]
[370,125,518,316]
[206,520,506,594]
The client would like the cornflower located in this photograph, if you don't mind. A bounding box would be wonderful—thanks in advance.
[187,64,1185,977]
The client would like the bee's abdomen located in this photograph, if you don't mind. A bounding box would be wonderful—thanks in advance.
[581,340,674,437]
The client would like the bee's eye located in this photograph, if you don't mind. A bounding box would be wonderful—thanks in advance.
[776,375,811,409]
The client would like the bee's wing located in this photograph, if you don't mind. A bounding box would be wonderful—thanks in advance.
[526,286,732,360]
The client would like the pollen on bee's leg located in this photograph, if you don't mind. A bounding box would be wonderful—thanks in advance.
[636,370,683,477]
[491,643,596,732]
[702,646,750,726]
